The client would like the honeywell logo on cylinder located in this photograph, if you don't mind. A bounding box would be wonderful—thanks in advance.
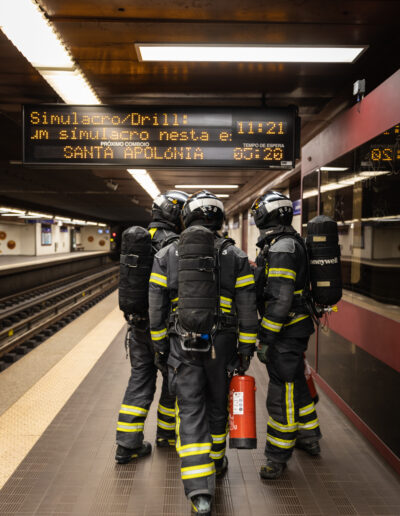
[310,257,339,266]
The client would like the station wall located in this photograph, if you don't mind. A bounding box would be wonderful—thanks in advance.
[0,222,35,255]
[80,226,110,252]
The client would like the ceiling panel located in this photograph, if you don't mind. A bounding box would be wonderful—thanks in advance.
[0,0,399,223]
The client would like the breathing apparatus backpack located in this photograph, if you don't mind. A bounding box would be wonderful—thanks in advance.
[258,215,342,324]
[176,225,233,352]
[305,214,342,311]
[118,226,154,325]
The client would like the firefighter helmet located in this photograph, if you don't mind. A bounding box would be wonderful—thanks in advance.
[152,190,189,225]
[251,190,293,229]
[182,190,225,230]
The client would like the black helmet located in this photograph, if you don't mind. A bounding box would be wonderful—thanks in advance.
[251,190,293,229]
[152,190,189,225]
[182,190,225,230]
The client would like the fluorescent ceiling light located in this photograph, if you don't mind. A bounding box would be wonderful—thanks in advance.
[175,184,239,189]
[85,221,98,226]
[137,45,366,63]
[320,167,349,171]
[0,207,25,214]
[72,219,86,225]
[0,0,100,104]
[216,194,230,198]
[0,0,73,69]
[39,69,100,105]
[127,169,160,200]
[55,216,72,222]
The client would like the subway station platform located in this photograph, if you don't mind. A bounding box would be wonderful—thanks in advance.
[0,292,399,516]
[0,251,110,273]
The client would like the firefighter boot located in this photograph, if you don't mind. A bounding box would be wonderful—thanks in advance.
[115,441,152,464]
[190,494,212,515]
[156,437,176,448]
[295,440,321,456]
[260,460,286,479]
[215,456,228,477]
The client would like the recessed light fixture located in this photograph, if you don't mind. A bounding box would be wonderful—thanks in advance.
[215,194,230,198]
[320,167,349,171]
[128,169,160,199]
[0,0,100,104]
[175,185,239,189]
[137,44,366,63]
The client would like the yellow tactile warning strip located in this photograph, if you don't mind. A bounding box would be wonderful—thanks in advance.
[0,306,125,488]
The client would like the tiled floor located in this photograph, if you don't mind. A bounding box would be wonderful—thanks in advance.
[0,327,399,515]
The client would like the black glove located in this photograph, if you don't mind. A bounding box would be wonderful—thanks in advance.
[257,343,269,364]
[238,353,251,374]
[154,351,168,375]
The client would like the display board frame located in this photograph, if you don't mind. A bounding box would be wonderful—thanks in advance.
[23,104,300,169]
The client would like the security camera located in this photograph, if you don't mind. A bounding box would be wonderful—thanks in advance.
[106,180,118,191]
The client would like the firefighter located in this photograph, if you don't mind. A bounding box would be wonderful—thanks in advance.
[149,191,258,515]
[115,190,188,464]
[251,190,322,479]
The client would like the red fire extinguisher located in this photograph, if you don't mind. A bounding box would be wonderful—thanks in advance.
[229,374,257,449]
[304,354,319,404]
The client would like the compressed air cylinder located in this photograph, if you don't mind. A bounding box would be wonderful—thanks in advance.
[229,374,257,449]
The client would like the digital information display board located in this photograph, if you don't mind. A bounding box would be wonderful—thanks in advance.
[23,105,299,168]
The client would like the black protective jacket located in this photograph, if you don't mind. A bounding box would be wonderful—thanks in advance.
[149,234,258,356]
[255,225,314,342]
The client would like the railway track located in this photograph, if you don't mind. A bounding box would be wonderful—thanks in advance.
[0,264,119,370]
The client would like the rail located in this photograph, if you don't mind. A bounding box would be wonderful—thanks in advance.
[0,265,119,360]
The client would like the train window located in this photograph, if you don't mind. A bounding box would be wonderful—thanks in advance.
[301,169,319,235]
[320,123,400,309]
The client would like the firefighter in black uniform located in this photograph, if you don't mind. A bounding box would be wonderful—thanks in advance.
[115,190,188,464]
[149,191,258,515]
[251,191,322,479]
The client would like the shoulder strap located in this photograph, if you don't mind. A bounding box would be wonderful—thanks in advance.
[215,236,234,253]
[149,227,157,239]
[162,234,179,248]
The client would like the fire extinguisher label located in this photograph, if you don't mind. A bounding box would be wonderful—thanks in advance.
[233,391,244,415]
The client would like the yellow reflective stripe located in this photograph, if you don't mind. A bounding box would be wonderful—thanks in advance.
[220,307,231,313]
[181,462,215,480]
[158,404,175,416]
[157,418,176,430]
[298,418,319,430]
[220,296,232,303]
[117,422,144,432]
[239,332,257,343]
[120,404,148,416]
[235,274,255,288]
[176,400,182,451]
[150,328,167,340]
[149,227,157,238]
[171,297,179,302]
[211,433,227,443]
[266,433,296,449]
[285,382,295,425]
[150,272,167,287]
[268,417,297,433]
[220,296,232,307]
[299,402,315,416]
[294,289,303,295]
[261,318,282,332]
[178,443,212,458]
[177,442,211,452]
[268,268,296,280]
[210,448,226,460]
[285,315,310,327]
